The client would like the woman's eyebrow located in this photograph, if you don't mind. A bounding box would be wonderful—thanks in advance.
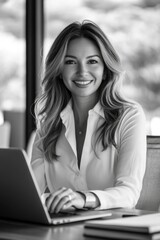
[65,54,101,59]
[86,55,101,59]
[65,55,76,59]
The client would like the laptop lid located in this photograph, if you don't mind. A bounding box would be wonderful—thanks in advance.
[0,148,51,224]
[0,148,112,225]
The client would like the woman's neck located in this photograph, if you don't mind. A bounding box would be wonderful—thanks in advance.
[72,95,98,126]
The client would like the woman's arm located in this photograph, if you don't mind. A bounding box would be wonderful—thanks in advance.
[91,104,147,210]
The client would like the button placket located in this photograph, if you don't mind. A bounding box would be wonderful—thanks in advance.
[80,111,95,172]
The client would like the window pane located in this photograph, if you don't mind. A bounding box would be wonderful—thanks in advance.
[0,0,25,111]
[44,0,160,135]
[0,0,25,148]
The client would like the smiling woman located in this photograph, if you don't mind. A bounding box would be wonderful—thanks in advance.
[31,20,146,215]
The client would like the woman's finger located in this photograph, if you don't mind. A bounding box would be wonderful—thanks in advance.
[54,194,73,213]
[46,188,73,213]
[62,195,74,210]
[45,187,67,211]
[50,188,72,212]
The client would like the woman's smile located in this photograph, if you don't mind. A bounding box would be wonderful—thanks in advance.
[73,79,93,87]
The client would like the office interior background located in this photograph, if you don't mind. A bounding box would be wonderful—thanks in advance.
[0,0,160,152]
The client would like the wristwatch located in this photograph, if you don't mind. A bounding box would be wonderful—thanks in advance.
[77,191,99,209]
[84,192,97,208]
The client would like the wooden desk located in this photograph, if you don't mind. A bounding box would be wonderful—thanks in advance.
[0,209,155,240]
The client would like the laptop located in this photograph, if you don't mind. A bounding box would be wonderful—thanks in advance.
[0,148,112,225]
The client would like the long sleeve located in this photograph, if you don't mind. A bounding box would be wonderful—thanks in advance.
[91,104,147,210]
[31,131,47,194]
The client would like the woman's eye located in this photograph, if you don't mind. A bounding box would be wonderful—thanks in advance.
[65,60,76,65]
[88,59,98,64]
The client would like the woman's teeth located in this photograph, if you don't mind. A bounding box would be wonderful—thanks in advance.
[74,80,92,85]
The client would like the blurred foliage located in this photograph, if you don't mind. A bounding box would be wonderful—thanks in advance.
[0,0,25,110]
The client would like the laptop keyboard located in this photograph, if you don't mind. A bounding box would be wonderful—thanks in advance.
[50,211,78,218]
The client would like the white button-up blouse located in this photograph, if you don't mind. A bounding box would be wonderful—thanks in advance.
[31,101,147,210]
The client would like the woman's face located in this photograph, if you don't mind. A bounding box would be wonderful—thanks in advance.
[61,37,104,99]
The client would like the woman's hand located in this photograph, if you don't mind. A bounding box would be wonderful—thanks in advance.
[45,187,85,214]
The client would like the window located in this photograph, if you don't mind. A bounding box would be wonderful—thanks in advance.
[0,0,25,111]
[0,0,25,148]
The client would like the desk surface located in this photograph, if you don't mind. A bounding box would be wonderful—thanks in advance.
[0,208,155,240]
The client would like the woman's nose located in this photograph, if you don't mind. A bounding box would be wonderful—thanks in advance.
[77,62,87,76]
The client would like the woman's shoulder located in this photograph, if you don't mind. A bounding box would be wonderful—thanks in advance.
[115,102,146,145]
[123,102,145,119]
[32,129,43,149]
[117,102,146,132]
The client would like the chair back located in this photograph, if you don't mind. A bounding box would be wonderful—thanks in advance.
[136,136,160,211]
[0,122,11,147]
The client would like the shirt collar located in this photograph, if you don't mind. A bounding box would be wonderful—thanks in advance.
[60,100,105,121]
[60,100,73,121]
[91,101,105,119]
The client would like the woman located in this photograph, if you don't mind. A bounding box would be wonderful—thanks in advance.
[31,20,146,214]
